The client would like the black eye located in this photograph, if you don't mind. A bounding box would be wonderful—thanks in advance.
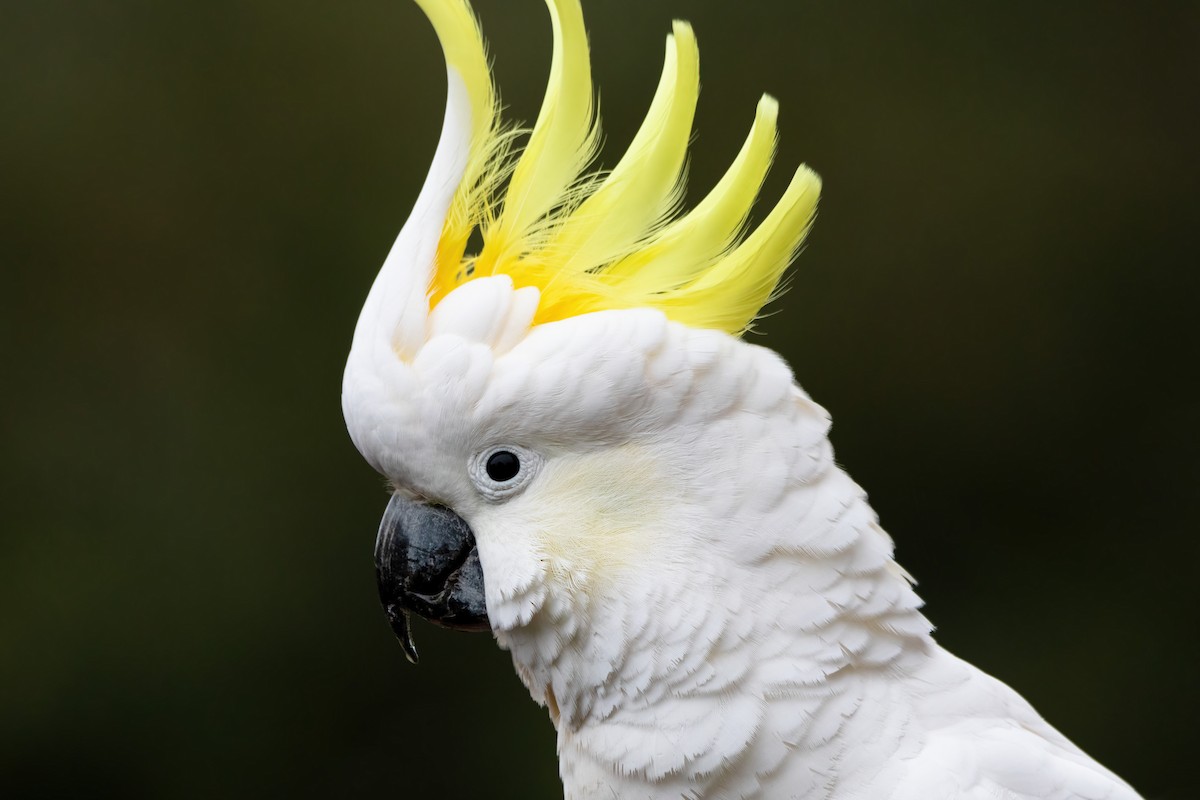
[485,450,521,483]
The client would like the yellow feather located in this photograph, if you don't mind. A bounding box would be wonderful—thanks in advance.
[545,22,700,274]
[415,0,822,337]
[605,95,780,294]
[477,0,598,270]
[412,0,494,142]
[660,165,822,333]
[415,0,514,306]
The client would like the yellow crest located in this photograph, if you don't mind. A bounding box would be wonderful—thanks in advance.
[415,0,821,336]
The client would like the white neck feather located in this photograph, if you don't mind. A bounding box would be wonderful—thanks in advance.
[500,451,934,796]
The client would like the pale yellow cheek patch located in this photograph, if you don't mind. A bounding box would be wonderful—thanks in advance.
[521,447,671,587]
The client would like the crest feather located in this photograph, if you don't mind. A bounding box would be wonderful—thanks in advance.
[477,0,598,268]
[416,0,822,336]
[546,21,700,275]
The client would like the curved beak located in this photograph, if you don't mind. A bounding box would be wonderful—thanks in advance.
[374,494,489,664]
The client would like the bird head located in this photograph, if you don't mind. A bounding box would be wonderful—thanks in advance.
[342,0,825,723]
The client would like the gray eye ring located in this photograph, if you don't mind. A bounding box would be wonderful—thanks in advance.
[469,444,541,501]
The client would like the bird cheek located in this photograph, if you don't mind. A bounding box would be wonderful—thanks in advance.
[467,512,553,632]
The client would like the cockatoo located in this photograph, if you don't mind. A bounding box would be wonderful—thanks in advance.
[342,0,1143,797]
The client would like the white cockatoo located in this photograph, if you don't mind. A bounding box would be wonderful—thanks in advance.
[342,1,1143,797]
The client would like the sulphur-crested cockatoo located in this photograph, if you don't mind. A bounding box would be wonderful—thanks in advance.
[342,1,1142,797]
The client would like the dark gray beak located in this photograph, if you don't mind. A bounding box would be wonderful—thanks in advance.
[374,494,489,664]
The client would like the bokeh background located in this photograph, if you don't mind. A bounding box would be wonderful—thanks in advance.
[2,0,1196,797]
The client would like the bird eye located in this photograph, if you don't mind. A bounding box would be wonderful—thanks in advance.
[470,445,541,501]
[485,450,520,483]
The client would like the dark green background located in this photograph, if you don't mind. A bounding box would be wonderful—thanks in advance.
[2,1,1195,797]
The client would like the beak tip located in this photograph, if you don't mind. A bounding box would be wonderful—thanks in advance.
[385,604,421,665]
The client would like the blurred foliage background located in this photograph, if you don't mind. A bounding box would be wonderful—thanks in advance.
[2,0,1196,797]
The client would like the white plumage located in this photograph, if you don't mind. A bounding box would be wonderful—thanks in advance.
[342,1,1143,797]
